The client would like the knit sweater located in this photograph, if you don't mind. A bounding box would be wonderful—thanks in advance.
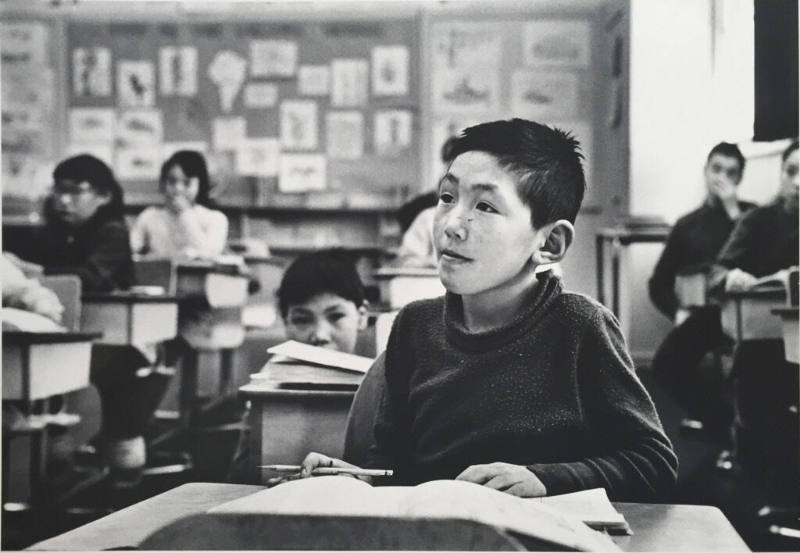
[368,271,678,501]
[130,204,228,259]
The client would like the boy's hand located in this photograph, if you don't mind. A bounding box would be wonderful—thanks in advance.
[267,452,371,486]
[455,462,547,497]
[725,268,758,292]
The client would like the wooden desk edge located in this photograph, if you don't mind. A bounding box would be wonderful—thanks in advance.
[3,331,102,344]
[239,383,357,398]
[82,293,180,304]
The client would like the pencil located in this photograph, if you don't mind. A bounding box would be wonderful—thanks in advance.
[259,464,393,477]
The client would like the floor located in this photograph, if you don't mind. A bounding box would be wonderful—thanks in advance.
[2,367,798,551]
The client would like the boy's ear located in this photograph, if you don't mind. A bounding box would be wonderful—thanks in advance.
[532,220,574,265]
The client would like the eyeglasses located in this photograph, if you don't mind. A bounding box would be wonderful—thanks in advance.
[49,183,96,198]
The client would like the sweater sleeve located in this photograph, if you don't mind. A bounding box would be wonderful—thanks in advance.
[647,224,683,319]
[178,207,228,258]
[44,221,133,292]
[528,307,678,501]
[365,308,415,481]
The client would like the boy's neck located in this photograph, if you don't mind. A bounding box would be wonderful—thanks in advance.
[461,267,541,332]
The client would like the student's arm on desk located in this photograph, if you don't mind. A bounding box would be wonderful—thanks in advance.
[528,307,679,502]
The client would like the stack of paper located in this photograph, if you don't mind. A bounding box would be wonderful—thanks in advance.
[536,487,630,534]
[249,340,373,390]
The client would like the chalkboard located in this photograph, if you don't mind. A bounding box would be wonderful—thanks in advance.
[66,16,420,210]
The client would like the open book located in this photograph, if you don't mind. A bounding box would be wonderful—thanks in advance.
[248,340,373,390]
[210,476,621,551]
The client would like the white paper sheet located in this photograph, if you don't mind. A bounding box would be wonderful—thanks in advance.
[523,21,591,67]
[371,45,409,96]
[116,109,164,147]
[331,58,369,107]
[68,108,115,144]
[208,50,247,113]
[510,71,579,119]
[116,146,161,180]
[72,47,112,97]
[298,65,330,96]
[243,82,279,108]
[236,137,280,177]
[374,110,412,157]
[159,46,198,96]
[278,154,326,193]
[212,116,247,152]
[326,111,363,160]
[250,39,298,77]
[280,100,318,150]
[117,60,155,107]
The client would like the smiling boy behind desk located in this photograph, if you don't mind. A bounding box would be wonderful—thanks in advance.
[292,119,678,502]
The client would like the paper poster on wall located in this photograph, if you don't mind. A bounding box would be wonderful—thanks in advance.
[371,46,409,96]
[162,141,208,160]
[326,111,363,160]
[523,21,591,67]
[116,110,164,147]
[552,120,592,188]
[65,142,114,167]
[212,116,247,152]
[118,60,155,107]
[208,50,247,113]
[4,65,54,110]
[280,100,318,150]
[1,22,47,65]
[236,137,280,177]
[2,153,53,199]
[431,22,503,69]
[279,154,326,193]
[2,105,46,154]
[510,71,579,119]
[431,117,479,177]
[69,108,115,144]
[116,146,161,180]
[432,67,499,113]
[374,110,412,157]
[243,83,279,108]
[72,47,111,97]
[250,40,298,78]
[331,59,369,107]
[159,46,198,96]
[298,65,330,96]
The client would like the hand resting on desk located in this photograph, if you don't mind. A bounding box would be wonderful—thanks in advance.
[456,462,547,497]
[268,452,370,487]
[724,268,758,292]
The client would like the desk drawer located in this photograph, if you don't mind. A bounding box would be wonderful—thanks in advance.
[3,341,92,400]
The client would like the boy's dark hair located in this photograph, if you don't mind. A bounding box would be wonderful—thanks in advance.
[782,140,799,162]
[49,154,126,223]
[707,142,746,173]
[277,249,365,318]
[160,150,215,208]
[448,119,586,227]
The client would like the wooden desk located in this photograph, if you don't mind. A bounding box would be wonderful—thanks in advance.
[720,288,786,341]
[595,225,671,316]
[177,262,249,308]
[80,293,179,347]
[2,331,99,401]
[772,307,799,363]
[239,384,356,483]
[373,267,445,309]
[28,482,750,551]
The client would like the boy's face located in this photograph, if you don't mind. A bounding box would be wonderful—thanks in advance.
[433,151,547,298]
[704,153,742,200]
[779,149,799,213]
[50,179,110,226]
[284,292,363,353]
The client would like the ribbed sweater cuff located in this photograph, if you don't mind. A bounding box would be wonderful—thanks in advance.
[526,463,579,496]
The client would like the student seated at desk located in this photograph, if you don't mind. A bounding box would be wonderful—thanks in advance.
[708,140,799,507]
[130,150,228,260]
[15,155,170,482]
[648,142,755,436]
[291,119,678,501]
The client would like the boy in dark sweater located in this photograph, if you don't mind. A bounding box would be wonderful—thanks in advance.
[297,119,678,501]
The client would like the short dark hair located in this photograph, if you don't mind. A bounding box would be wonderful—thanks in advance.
[51,154,125,221]
[160,150,214,208]
[707,142,746,173]
[447,119,586,227]
[277,249,365,318]
[782,140,799,163]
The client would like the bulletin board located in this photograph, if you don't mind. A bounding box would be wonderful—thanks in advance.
[65,17,420,209]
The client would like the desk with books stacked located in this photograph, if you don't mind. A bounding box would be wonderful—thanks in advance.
[28,481,750,551]
[239,341,373,483]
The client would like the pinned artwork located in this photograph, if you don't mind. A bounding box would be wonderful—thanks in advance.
[371,45,409,96]
[326,111,363,160]
[510,71,579,119]
[72,47,112,97]
[280,100,318,150]
[1,22,47,65]
[431,22,503,70]
[243,83,279,108]
[118,60,155,107]
[522,21,591,67]
[432,67,499,113]
[208,50,248,113]
[250,40,298,78]
[68,108,115,144]
[298,65,330,96]
[159,46,198,96]
[236,137,280,177]
[279,153,326,193]
[116,146,161,180]
[212,116,247,152]
[331,59,369,107]
[374,110,412,157]
[116,109,164,148]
